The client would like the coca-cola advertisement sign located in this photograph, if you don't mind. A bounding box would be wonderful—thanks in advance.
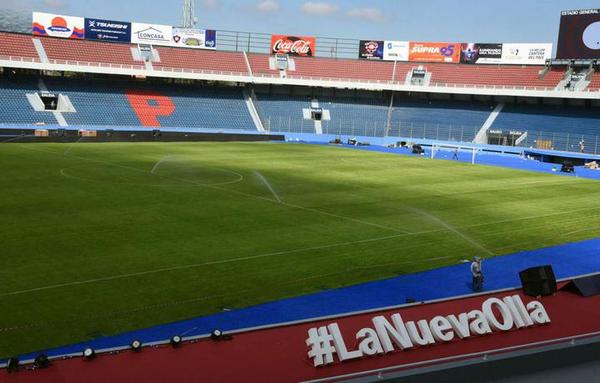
[271,34,315,56]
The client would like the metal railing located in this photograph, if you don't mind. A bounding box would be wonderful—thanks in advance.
[264,116,600,155]
[1,50,599,95]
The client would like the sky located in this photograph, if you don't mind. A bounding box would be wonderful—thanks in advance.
[2,0,599,44]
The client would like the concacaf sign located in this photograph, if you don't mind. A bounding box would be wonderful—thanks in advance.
[306,295,550,367]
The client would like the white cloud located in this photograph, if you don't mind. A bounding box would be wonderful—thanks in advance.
[255,0,279,13]
[347,7,385,23]
[41,0,66,9]
[300,2,339,16]
[1,0,34,10]
[200,0,219,10]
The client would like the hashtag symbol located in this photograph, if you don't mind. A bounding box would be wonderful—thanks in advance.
[306,326,336,367]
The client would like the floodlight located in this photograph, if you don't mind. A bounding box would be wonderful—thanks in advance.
[170,335,182,347]
[130,340,142,352]
[83,348,95,360]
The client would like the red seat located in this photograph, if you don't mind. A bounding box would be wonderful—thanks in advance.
[40,36,139,66]
[0,32,39,59]
[153,47,248,75]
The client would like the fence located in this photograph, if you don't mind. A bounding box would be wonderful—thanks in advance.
[264,116,600,155]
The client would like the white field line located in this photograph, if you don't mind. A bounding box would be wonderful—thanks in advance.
[9,144,600,297]
[0,254,461,332]
[59,167,245,187]
[22,145,410,234]
[5,203,599,298]
[0,232,442,298]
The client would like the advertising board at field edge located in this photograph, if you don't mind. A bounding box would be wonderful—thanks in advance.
[271,35,315,56]
[557,9,600,59]
[172,28,217,49]
[131,22,173,46]
[359,40,384,60]
[383,40,409,61]
[32,12,84,39]
[500,43,552,65]
[84,18,131,43]
[460,43,503,64]
[409,42,461,63]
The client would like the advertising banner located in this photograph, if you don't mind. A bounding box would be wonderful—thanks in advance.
[409,42,461,63]
[84,18,131,42]
[32,12,84,39]
[358,40,383,60]
[557,9,600,59]
[271,35,315,56]
[131,22,173,46]
[460,43,503,64]
[501,43,552,65]
[383,40,409,61]
[171,28,217,49]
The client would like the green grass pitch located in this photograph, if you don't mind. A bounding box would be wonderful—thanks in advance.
[1,141,600,357]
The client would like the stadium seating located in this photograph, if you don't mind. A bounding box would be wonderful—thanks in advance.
[255,94,389,136]
[492,104,600,151]
[1,77,256,130]
[427,64,564,88]
[0,32,573,90]
[2,75,600,152]
[255,93,490,140]
[0,32,40,60]
[0,77,57,125]
[248,53,398,82]
[40,36,141,67]
[153,46,249,75]
[588,72,600,90]
[389,99,493,142]
[492,104,600,136]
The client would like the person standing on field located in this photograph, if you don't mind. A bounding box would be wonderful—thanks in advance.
[471,256,483,292]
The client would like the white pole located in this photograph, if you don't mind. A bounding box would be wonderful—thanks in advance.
[472,148,476,164]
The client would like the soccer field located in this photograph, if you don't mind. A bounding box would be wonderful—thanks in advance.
[2,142,600,357]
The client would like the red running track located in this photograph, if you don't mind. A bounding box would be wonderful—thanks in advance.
[5,283,600,383]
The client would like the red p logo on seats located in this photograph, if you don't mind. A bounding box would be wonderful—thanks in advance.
[125,90,176,127]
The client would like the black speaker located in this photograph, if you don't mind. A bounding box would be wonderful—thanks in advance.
[519,265,557,297]
[561,161,575,173]
[561,274,600,297]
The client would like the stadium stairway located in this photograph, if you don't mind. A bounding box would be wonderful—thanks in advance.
[12,235,600,362]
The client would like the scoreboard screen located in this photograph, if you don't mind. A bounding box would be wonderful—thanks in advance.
[557,9,600,59]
